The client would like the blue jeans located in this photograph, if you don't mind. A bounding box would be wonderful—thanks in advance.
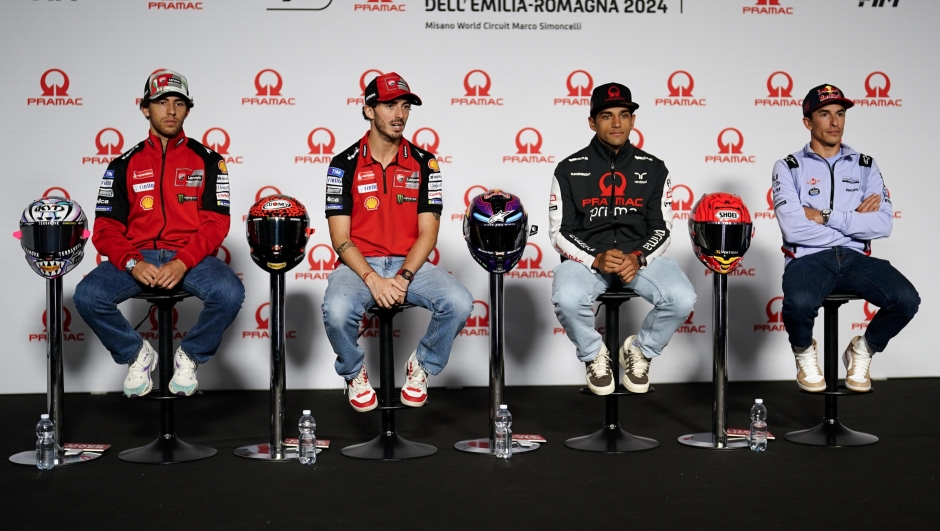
[321,257,474,380]
[782,247,919,353]
[552,257,696,361]
[74,249,245,364]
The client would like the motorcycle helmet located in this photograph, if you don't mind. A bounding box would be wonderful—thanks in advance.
[246,194,310,273]
[688,192,754,274]
[463,189,529,274]
[16,197,89,278]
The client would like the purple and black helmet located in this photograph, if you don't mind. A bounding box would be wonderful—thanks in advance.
[463,189,529,274]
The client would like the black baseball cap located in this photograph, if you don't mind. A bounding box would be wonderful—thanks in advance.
[802,84,854,117]
[364,72,422,107]
[590,82,639,117]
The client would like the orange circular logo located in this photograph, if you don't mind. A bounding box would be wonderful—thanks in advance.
[428,158,440,172]
[364,196,379,210]
[218,160,228,173]
[140,195,155,210]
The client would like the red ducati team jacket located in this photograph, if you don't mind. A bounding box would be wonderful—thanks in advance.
[92,130,230,271]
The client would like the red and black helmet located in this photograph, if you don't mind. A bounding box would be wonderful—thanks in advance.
[688,192,754,274]
[246,194,310,274]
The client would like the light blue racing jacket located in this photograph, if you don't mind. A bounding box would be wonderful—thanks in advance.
[772,143,892,265]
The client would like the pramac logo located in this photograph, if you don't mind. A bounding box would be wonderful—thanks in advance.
[428,247,440,266]
[412,127,452,163]
[139,306,185,341]
[295,244,336,280]
[754,188,776,220]
[82,128,124,165]
[507,243,553,279]
[242,302,297,339]
[347,69,382,105]
[855,72,902,108]
[453,70,503,106]
[754,296,785,332]
[29,69,82,106]
[670,184,694,219]
[677,311,706,334]
[706,128,755,163]
[202,128,243,164]
[631,129,644,149]
[743,0,793,15]
[756,71,801,107]
[656,71,705,106]
[852,301,879,330]
[244,69,295,106]
[42,187,71,200]
[451,185,489,221]
[599,172,627,197]
[504,128,554,164]
[460,300,490,336]
[354,0,405,12]
[555,70,593,106]
[31,307,84,342]
[296,127,335,164]
[255,186,282,203]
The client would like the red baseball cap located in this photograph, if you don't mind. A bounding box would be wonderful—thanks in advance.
[364,72,422,106]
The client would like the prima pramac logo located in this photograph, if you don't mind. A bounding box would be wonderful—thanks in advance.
[296,127,335,164]
[656,71,705,107]
[506,243,553,279]
[412,127,453,163]
[453,70,503,106]
[504,128,554,164]
[202,128,243,164]
[244,69,295,106]
[29,69,82,106]
[83,128,124,165]
[460,300,490,337]
[451,185,489,222]
[295,243,336,280]
[854,72,902,108]
[754,296,785,332]
[31,307,84,342]
[743,0,793,15]
[755,71,801,107]
[348,69,382,105]
[705,128,755,163]
[554,70,593,106]
[242,302,297,339]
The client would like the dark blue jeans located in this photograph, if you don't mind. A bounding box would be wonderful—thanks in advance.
[782,247,919,353]
[75,249,245,364]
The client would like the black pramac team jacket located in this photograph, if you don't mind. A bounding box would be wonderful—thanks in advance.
[548,135,673,268]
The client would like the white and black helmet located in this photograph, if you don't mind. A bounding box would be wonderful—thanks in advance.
[17,197,89,278]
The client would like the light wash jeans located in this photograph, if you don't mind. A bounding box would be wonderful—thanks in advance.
[74,249,245,364]
[552,257,696,361]
[321,257,474,380]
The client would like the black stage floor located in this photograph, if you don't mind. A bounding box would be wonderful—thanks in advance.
[2,379,938,530]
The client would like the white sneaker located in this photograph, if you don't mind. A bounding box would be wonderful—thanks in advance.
[123,341,158,397]
[585,343,615,395]
[843,336,873,392]
[793,340,826,392]
[346,364,377,412]
[619,335,651,393]
[400,351,428,407]
[169,347,198,397]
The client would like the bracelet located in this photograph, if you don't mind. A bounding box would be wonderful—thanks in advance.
[362,270,374,282]
[335,240,356,255]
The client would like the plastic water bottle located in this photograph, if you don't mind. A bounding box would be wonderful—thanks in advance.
[494,404,512,459]
[749,399,768,452]
[36,414,55,470]
[298,410,316,465]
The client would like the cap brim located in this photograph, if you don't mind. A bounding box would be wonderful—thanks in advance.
[591,101,639,117]
[377,93,422,106]
[804,97,853,116]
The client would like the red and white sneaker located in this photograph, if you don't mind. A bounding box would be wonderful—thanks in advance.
[400,351,428,407]
[346,364,377,412]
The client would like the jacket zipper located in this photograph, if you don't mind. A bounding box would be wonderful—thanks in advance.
[154,145,168,249]
[827,158,836,210]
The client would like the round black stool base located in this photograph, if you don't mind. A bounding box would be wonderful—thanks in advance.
[565,425,658,453]
[119,435,217,464]
[9,450,103,467]
[234,443,311,461]
[341,432,437,461]
[454,438,540,455]
[677,432,749,450]
[785,421,879,447]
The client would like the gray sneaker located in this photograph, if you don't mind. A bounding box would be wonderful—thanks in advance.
[619,335,651,393]
[585,343,615,395]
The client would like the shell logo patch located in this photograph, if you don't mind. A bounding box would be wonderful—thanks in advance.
[428,158,440,172]
[218,160,228,174]
[140,195,155,210]
[364,196,380,210]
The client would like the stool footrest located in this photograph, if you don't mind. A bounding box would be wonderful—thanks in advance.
[564,425,658,453]
[341,431,437,461]
[578,386,655,397]
[798,387,873,396]
[128,390,204,401]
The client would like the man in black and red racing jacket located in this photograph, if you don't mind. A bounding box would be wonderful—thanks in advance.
[321,72,473,413]
[75,70,244,398]
[549,82,696,396]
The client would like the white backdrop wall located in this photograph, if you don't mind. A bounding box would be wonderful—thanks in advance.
[1,0,936,394]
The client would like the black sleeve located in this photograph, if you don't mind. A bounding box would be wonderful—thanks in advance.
[417,155,443,215]
[324,153,356,218]
[188,139,229,216]
[94,144,141,225]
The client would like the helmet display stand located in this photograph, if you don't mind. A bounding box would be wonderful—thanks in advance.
[679,193,753,450]
[236,194,314,461]
[10,197,101,467]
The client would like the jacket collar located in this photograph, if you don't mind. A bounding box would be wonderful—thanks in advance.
[359,131,410,167]
[590,135,633,163]
[145,129,187,154]
[802,142,858,162]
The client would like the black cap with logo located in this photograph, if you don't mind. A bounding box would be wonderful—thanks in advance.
[802,84,854,117]
[590,82,639,118]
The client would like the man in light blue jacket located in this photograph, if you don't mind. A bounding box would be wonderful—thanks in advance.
[772,83,919,393]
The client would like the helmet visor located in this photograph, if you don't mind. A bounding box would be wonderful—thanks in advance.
[691,222,752,256]
[468,224,526,256]
[20,223,85,257]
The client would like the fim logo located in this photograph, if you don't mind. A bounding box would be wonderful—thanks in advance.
[411,127,452,163]
[354,0,406,12]
[83,128,124,165]
[348,69,382,106]
[31,307,84,342]
[754,296,786,332]
[852,302,878,330]
[743,0,793,15]
[451,185,488,221]
[452,70,503,106]
[705,128,756,164]
[139,306,186,341]
[755,188,776,220]
[504,128,554,164]
[295,244,336,280]
[554,70,593,106]
[202,128,243,165]
[28,69,82,106]
[243,69,295,106]
[755,71,801,107]
[506,243,553,279]
[243,302,297,339]
[678,311,706,334]
[460,300,490,337]
[656,71,706,107]
[295,127,335,164]
[853,72,902,108]
[359,313,403,339]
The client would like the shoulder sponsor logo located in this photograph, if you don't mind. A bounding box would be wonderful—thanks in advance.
[358,183,378,193]
[326,186,343,195]
[428,190,443,199]
[95,206,112,212]
[357,171,375,181]
[570,172,590,176]
[428,172,442,182]
[328,167,344,177]
[326,176,343,185]
[133,182,155,193]
[635,156,653,161]
[217,192,231,200]
[96,198,109,205]
[217,183,230,192]
[133,169,154,180]
[216,174,229,183]
[100,180,113,188]
[428,182,443,191]
[326,204,344,210]
[429,159,440,171]
[218,200,230,207]
[429,198,442,205]
[568,156,589,162]
[326,196,342,203]
[98,188,114,197]
[103,170,114,179]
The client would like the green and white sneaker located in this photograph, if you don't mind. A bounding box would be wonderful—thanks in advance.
[169,347,198,397]
[123,340,158,398]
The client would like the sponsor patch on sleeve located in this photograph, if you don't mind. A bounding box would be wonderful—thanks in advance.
[326,176,343,185]
[358,183,378,193]
[95,206,113,212]
[428,191,442,199]
[326,204,344,210]
[217,192,230,200]
[216,174,229,183]
[98,188,114,197]
[103,170,114,179]
[428,182,442,191]
[133,182,155,193]
[326,186,343,195]
[216,183,229,192]
[328,167,345,177]
[428,158,440,171]
[217,200,230,207]
[429,198,442,205]
[218,160,228,173]
[100,180,113,188]
[428,172,442,182]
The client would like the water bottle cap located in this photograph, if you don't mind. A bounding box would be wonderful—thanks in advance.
[41,414,49,419]
[302,410,311,415]
[499,404,508,409]
[755,399,763,404]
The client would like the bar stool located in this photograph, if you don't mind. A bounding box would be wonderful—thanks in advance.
[565,287,658,453]
[119,287,217,464]
[341,303,437,460]
[785,292,878,447]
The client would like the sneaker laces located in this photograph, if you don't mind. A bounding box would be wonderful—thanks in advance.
[175,351,196,378]
[128,349,152,379]
[588,350,611,378]
[795,350,823,379]
[629,350,650,377]
[348,367,370,396]
[847,348,872,380]
[406,361,427,388]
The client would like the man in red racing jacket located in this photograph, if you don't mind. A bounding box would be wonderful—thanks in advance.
[75,70,244,398]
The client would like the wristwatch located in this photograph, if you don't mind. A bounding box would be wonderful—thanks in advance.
[631,250,647,268]
[397,268,415,282]
[821,209,831,225]
[125,257,139,273]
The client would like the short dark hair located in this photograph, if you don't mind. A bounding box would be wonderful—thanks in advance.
[362,104,375,121]
[140,94,193,110]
